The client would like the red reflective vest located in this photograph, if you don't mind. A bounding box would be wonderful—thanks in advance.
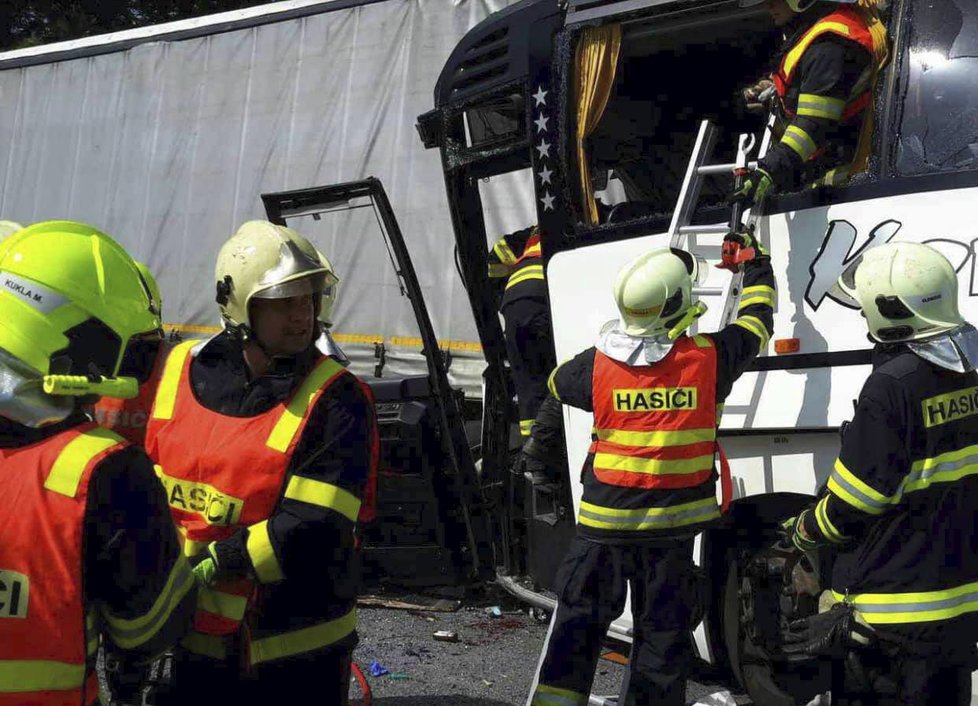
[589,337,718,491]
[0,423,127,706]
[92,346,165,445]
[773,6,878,124]
[145,340,377,639]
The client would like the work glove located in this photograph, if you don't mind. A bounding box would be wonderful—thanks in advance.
[719,228,769,271]
[515,436,554,485]
[729,166,775,207]
[782,602,875,658]
[513,450,551,486]
[780,510,820,554]
[742,78,776,114]
[190,542,220,587]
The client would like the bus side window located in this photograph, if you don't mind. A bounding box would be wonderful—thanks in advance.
[893,0,978,176]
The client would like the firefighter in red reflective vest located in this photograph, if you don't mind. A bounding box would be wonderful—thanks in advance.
[92,262,166,445]
[732,0,889,205]
[780,243,978,705]
[0,221,195,706]
[144,221,378,704]
[488,225,556,439]
[525,234,775,706]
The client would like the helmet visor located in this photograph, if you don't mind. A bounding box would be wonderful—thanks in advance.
[829,252,865,308]
[253,271,337,300]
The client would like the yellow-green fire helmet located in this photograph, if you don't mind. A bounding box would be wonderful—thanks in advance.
[135,261,163,317]
[0,221,162,380]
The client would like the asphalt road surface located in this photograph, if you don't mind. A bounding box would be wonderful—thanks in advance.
[352,590,751,706]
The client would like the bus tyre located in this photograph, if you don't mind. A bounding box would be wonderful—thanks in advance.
[721,544,830,706]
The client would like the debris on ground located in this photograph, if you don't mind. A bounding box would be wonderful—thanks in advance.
[485,606,502,618]
[369,659,390,677]
[689,691,736,706]
[432,630,459,642]
[359,594,461,612]
[600,649,629,666]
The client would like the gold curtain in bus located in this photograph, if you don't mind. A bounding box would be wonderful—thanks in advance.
[575,24,621,226]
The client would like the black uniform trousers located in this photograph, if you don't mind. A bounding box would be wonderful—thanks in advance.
[501,296,555,434]
[829,639,976,706]
[536,536,699,706]
[145,641,354,706]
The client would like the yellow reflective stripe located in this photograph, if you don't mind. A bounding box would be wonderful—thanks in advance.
[522,243,543,258]
[249,608,357,665]
[506,264,545,290]
[266,357,345,453]
[811,166,851,188]
[247,520,284,584]
[595,427,715,448]
[177,525,206,558]
[904,444,978,494]
[784,21,852,78]
[45,427,124,498]
[797,93,846,120]
[0,660,86,692]
[85,609,99,656]
[742,285,775,299]
[102,554,195,649]
[197,586,248,622]
[593,452,714,476]
[181,630,227,659]
[532,684,589,706]
[716,403,725,425]
[691,334,713,349]
[488,262,512,278]
[547,366,562,402]
[579,497,720,531]
[827,458,892,515]
[815,496,846,544]
[151,340,198,421]
[782,124,818,161]
[733,315,770,348]
[833,580,978,625]
[520,419,535,437]
[284,475,361,522]
[493,239,517,265]
[739,285,776,310]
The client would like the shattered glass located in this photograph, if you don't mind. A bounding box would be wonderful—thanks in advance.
[895,0,978,176]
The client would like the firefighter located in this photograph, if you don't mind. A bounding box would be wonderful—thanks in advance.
[143,220,378,704]
[91,261,166,444]
[732,0,889,205]
[0,220,23,242]
[780,242,978,706]
[0,221,195,705]
[488,225,556,439]
[526,233,776,706]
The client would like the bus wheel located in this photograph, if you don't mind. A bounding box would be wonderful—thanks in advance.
[721,541,831,706]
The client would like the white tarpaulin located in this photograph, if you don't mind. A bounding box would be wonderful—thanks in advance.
[0,0,524,396]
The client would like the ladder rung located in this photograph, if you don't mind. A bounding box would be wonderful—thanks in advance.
[679,225,728,236]
[693,286,725,295]
[696,161,759,176]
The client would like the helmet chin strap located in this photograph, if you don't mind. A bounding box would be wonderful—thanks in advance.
[236,320,322,373]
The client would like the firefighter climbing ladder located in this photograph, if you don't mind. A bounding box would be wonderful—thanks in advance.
[582,118,775,706]
[668,118,775,330]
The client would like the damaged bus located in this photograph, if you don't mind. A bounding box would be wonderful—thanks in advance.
[417,0,978,703]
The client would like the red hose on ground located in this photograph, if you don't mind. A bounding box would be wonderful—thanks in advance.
[350,661,372,706]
